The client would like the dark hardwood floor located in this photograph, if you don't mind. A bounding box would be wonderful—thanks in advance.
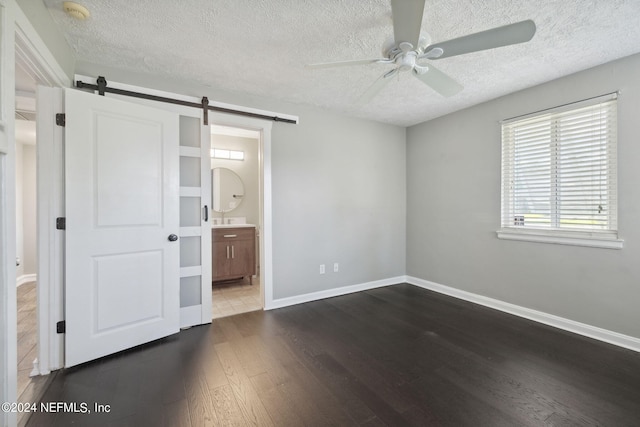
[26,284,640,426]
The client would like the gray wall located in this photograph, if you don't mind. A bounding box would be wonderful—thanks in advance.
[271,105,406,299]
[21,144,36,276]
[407,53,640,339]
[15,142,23,279]
[14,141,36,280]
[76,62,407,301]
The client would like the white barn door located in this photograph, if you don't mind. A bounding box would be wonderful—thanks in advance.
[64,88,180,367]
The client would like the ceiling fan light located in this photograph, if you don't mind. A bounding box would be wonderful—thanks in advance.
[398,41,414,52]
[396,51,417,71]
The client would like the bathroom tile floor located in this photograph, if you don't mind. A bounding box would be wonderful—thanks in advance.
[212,276,262,319]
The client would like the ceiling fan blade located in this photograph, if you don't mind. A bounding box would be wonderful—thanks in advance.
[426,20,536,60]
[412,65,463,97]
[357,68,399,104]
[306,58,389,69]
[390,0,426,48]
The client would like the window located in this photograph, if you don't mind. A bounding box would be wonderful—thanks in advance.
[211,148,245,160]
[498,94,622,249]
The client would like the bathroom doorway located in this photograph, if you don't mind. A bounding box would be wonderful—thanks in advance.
[210,125,263,318]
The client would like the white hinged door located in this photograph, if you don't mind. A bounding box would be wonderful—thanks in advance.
[64,88,180,367]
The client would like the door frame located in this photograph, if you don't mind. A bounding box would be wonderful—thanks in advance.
[1,1,70,424]
[208,114,274,310]
[0,2,17,424]
[14,7,70,376]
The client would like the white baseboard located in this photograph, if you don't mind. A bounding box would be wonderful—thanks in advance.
[406,276,640,353]
[266,276,405,310]
[16,274,37,287]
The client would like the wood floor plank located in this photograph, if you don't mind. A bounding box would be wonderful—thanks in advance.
[278,301,411,423]
[273,357,357,426]
[227,335,268,378]
[184,370,218,427]
[313,352,411,426]
[216,317,245,342]
[198,343,229,390]
[400,404,443,427]
[162,399,191,427]
[252,334,298,386]
[249,372,305,426]
[409,369,524,426]
[208,320,229,345]
[243,318,358,425]
[435,364,553,426]
[316,296,439,406]
[214,341,274,426]
[109,402,164,427]
[544,412,589,427]
[209,384,246,427]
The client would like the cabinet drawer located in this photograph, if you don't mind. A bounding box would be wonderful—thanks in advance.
[212,227,255,241]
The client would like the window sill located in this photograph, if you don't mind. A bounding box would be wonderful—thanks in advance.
[496,229,624,249]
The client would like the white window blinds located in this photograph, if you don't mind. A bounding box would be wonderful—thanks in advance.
[501,95,617,234]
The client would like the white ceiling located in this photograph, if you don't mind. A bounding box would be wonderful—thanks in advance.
[43,0,640,127]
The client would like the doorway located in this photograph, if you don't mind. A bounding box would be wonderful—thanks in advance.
[13,13,70,381]
[14,57,50,424]
[210,125,263,318]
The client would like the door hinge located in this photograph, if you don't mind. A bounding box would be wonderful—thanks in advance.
[56,321,66,334]
[56,217,66,230]
[56,113,66,127]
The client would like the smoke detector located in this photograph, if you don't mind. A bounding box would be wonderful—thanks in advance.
[63,2,90,20]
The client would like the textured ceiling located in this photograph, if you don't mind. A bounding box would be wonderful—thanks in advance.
[43,0,640,127]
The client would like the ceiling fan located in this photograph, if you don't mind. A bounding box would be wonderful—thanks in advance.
[307,0,536,103]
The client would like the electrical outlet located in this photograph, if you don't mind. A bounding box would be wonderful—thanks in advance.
[334,262,339,272]
[319,264,325,274]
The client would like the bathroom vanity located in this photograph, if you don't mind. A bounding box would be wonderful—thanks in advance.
[211,167,257,284]
[212,224,256,284]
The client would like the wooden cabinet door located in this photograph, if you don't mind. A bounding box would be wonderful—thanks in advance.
[212,241,231,279]
[228,239,255,277]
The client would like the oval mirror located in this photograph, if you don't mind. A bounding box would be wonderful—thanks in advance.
[212,167,244,213]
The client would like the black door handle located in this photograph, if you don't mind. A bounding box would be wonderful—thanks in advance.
[204,205,208,222]
[168,234,178,242]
